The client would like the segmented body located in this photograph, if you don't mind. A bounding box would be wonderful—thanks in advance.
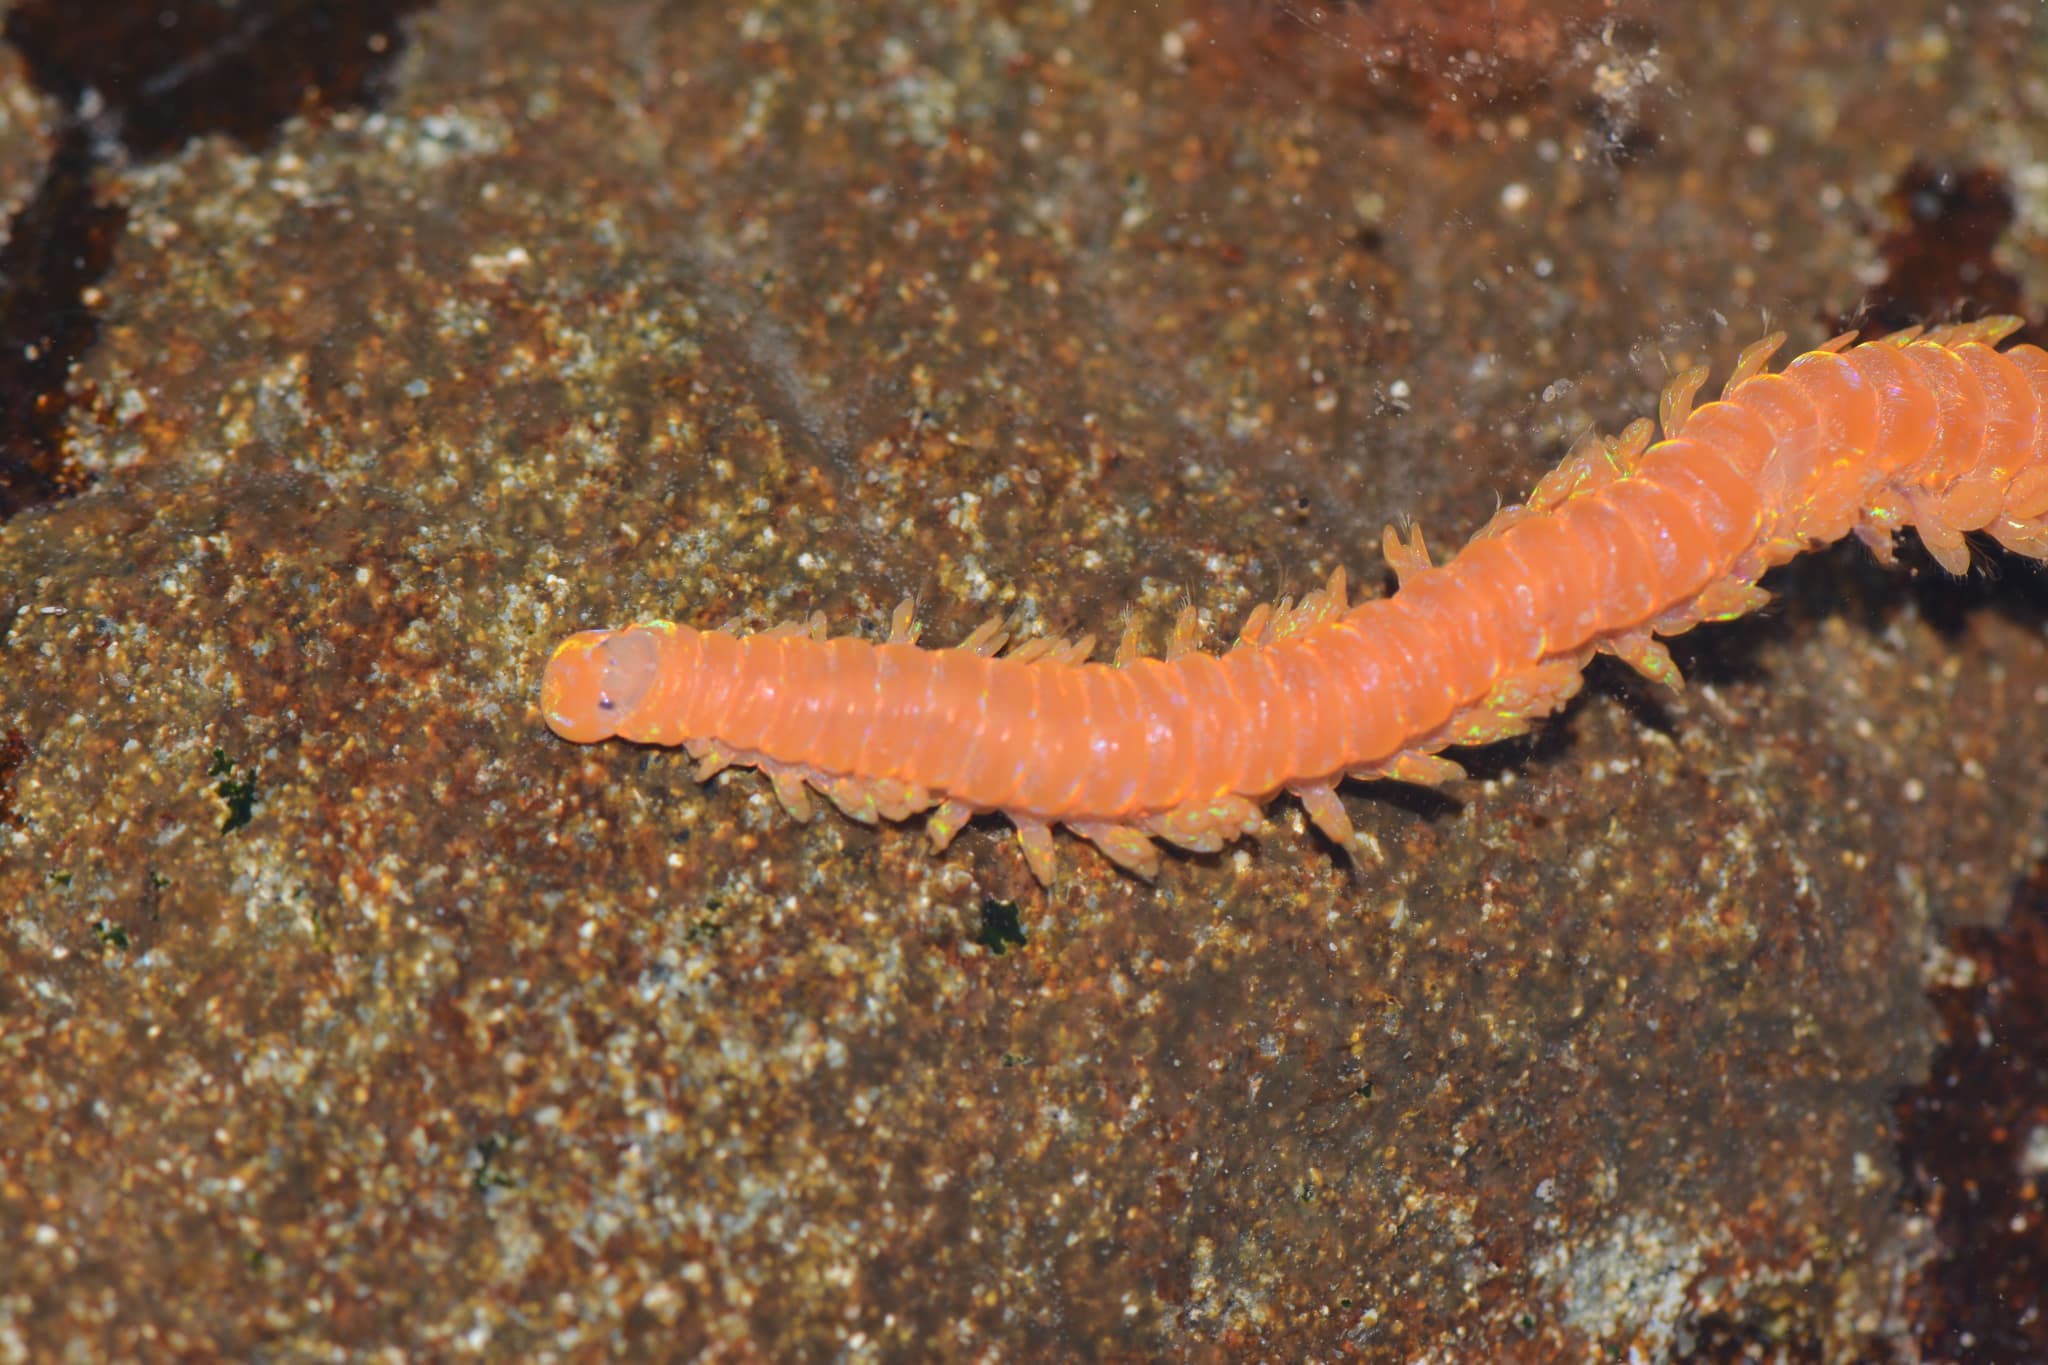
[542,318,2048,883]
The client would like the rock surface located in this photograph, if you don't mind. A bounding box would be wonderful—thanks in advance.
[2,1,2046,1358]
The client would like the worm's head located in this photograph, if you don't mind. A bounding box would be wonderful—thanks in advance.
[542,628,661,743]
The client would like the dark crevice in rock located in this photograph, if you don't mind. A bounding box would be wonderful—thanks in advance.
[1894,858,2048,1362]
[1841,162,2036,345]
[0,122,119,519]
[6,0,434,158]
[0,0,435,522]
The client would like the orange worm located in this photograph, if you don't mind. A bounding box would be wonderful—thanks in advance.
[542,318,2048,883]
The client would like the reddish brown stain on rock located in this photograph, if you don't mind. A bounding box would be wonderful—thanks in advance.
[1189,0,1620,136]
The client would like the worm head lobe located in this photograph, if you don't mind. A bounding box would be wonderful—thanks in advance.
[543,628,662,743]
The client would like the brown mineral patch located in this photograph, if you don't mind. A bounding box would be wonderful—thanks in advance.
[0,726,28,830]
[1188,0,1623,137]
